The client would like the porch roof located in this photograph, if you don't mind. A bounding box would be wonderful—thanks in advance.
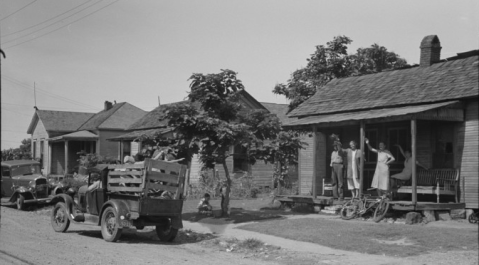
[48,130,98,142]
[283,100,461,128]
[107,128,173,142]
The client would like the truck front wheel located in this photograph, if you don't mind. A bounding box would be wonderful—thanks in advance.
[51,202,70,232]
[156,219,178,242]
[101,207,123,242]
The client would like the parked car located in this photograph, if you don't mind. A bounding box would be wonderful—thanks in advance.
[1,160,63,210]
[50,159,186,242]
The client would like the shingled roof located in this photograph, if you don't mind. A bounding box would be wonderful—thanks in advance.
[127,101,190,130]
[27,110,94,134]
[260,102,296,124]
[288,53,479,118]
[78,102,146,131]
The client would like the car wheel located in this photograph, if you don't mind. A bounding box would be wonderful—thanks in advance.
[51,202,70,232]
[156,219,178,242]
[16,194,25,210]
[101,207,123,242]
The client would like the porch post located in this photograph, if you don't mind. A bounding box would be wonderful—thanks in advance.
[312,126,317,198]
[411,119,417,204]
[64,140,69,174]
[48,142,52,175]
[359,121,365,197]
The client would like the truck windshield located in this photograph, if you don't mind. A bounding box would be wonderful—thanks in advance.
[11,165,41,177]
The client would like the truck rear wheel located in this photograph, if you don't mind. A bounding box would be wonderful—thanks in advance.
[101,207,123,242]
[51,202,70,232]
[156,219,178,242]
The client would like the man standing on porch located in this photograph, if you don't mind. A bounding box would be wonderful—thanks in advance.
[330,143,344,200]
[338,141,362,198]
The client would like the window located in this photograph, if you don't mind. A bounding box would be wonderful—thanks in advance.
[1,166,10,178]
[233,144,249,173]
[433,125,454,168]
[388,127,410,163]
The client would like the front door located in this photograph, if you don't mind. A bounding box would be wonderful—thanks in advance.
[87,188,106,215]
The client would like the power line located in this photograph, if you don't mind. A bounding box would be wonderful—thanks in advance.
[2,0,95,38]
[0,0,38,22]
[1,108,33,118]
[2,75,100,110]
[2,0,103,44]
[1,102,97,111]
[3,0,119,49]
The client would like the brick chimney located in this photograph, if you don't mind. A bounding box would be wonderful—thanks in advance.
[420,35,442,67]
[104,101,113,111]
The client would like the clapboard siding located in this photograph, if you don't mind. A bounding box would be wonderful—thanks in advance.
[251,162,273,187]
[459,99,479,209]
[299,135,314,195]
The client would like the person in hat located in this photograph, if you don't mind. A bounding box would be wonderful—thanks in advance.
[330,142,344,200]
[87,172,102,192]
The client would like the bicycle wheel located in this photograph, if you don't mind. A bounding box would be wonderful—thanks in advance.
[373,199,389,223]
[340,199,361,220]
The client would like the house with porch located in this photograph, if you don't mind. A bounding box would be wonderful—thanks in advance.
[283,35,478,211]
[27,101,146,175]
[109,91,298,187]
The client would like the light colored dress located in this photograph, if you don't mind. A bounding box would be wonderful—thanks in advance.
[371,150,394,191]
[392,158,413,180]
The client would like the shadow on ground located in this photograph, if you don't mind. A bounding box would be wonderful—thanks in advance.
[68,227,216,245]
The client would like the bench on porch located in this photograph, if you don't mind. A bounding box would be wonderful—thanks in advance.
[396,168,460,203]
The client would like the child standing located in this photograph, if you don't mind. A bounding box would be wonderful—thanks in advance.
[197,193,213,216]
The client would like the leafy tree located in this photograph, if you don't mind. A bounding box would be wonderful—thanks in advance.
[159,70,305,216]
[273,36,408,112]
[1,138,32,161]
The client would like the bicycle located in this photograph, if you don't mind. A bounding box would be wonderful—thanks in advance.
[468,211,478,224]
[340,193,390,223]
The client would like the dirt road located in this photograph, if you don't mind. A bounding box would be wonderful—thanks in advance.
[1,206,477,265]
[0,206,275,265]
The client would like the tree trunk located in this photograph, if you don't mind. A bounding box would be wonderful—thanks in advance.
[221,160,231,217]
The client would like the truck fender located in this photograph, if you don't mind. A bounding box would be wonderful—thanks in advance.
[170,216,183,229]
[99,199,131,227]
[9,189,34,203]
[50,194,76,221]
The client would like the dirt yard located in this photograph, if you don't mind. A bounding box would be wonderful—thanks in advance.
[1,199,478,265]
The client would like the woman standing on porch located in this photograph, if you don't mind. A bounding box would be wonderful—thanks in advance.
[365,138,395,197]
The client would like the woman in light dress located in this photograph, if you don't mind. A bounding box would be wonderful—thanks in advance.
[365,138,395,197]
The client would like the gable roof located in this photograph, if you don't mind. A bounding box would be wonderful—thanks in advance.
[260,102,295,124]
[127,101,190,130]
[78,102,146,131]
[128,90,267,131]
[289,53,479,118]
[27,110,94,134]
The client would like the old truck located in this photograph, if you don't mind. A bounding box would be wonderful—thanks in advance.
[49,158,187,242]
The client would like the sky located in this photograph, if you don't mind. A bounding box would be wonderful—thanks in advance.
[1,0,478,150]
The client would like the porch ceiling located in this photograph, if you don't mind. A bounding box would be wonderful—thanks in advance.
[48,130,98,142]
[283,101,462,129]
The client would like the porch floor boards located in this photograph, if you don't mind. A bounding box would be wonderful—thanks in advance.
[275,195,465,210]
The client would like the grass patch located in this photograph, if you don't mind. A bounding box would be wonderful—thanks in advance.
[238,217,478,257]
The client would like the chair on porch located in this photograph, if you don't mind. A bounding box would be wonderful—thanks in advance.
[322,178,333,196]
